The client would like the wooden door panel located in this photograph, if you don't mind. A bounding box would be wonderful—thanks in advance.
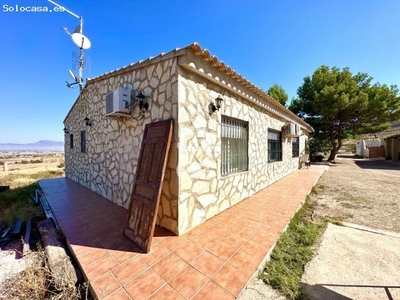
[124,119,173,252]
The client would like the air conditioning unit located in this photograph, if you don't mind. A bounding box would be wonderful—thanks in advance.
[105,87,131,117]
[284,123,300,137]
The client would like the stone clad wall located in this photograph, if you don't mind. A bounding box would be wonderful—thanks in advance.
[64,50,309,236]
[176,54,307,234]
[64,57,180,234]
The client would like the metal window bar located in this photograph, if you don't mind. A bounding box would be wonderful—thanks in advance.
[268,130,282,162]
[222,117,248,176]
[80,130,86,153]
[292,137,299,157]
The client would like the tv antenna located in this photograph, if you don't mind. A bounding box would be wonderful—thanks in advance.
[48,0,91,92]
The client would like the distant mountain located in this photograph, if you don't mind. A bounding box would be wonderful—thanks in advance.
[0,140,64,152]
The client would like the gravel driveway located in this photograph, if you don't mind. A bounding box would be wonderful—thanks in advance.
[311,155,400,232]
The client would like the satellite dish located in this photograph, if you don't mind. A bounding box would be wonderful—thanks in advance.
[72,32,91,49]
[68,69,77,82]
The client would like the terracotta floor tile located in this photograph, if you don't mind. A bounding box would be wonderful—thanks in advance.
[241,238,270,261]
[206,224,231,237]
[112,256,148,285]
[148,284,184,299]
[173,240,204,263]
[182,227,203,239]
[227,250,260,277]
[220,232,247,249]
[108,246,139,264]
[39,166,327,300]
[169,265,209,299]
[159,235,188,251]
[141,243,170,266]
[104,288,131,300]
[211,263,250,297]
[92,227,121,242]
[207,241,237,262]
[76,247,108,266]
[124,269,166,299]
[152,252,189,281]
[193,280,235,300]
[90,272,120,299]
[69,239,102,256]
[66,229,97,245]
[240,218,262,230]
[78,211,105,224]
[190,250,225,278]
[190,230,220,249]
[234,224,257,238]
[250,228,277,249]
[84,253,119,282]
[101,235,131,249]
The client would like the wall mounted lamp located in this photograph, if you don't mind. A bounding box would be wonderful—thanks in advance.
[63,127,69,134]
[210,96,223,114]
[124,90,150,121]
[84,117,92,126]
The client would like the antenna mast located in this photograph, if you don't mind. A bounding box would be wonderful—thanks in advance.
[48,0,91,92]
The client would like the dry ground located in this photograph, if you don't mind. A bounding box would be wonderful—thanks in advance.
[240,154,400,300]
[0,155,63,189]
[311,155,400,232]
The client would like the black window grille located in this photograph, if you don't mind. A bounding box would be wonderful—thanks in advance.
[70,134,74,149]
[80,130,86,153]
[268,129,282,162]
[292,137,299,157]
[221,116,248,176]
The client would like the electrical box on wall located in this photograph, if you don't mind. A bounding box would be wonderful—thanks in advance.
[105,87,131,117]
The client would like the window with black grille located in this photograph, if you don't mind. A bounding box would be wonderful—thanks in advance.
[80,130,86,153]
[292,137,299,157]
[69,134,74,149]
[268,129,282,162]
[221,116,248,176]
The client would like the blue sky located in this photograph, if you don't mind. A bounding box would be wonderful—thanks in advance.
[1,0,399,143]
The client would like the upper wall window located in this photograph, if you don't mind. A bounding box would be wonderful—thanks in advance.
[70,134,74,149]
[292,137,299,157]
[221,116,249,176]
[80,130,86,153]
[268,129,282,162]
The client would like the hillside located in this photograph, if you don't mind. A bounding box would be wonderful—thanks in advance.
[0,140,64,152]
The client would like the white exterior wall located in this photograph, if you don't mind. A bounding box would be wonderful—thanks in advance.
[63,49,310,235]
[64,56,180,233]
[176,53,308,234]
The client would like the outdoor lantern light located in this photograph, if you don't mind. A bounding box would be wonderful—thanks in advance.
[124,90,150,121]
[210,95,223,114]
[136,91,150,113]
[63,127,69,134]
[84,117,92,126]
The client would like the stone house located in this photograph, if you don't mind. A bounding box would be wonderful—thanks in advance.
[63,43,313,235]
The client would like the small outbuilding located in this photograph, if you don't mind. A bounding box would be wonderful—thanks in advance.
[385,133,400,161]
[63,43,313,235]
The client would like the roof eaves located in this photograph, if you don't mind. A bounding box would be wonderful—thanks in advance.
[186,43,314,133]
[86,46,191,84]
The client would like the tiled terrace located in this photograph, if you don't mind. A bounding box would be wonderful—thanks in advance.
[38,164,327,300]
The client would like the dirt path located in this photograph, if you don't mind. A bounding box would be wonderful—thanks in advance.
[240,155,400,300]
[311,155,400,232]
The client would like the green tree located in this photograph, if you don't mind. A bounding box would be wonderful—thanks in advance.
[268,84,288,106]
[289,66,400,161]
